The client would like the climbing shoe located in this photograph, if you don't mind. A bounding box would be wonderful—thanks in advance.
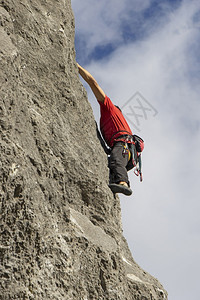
[108,183,132,196]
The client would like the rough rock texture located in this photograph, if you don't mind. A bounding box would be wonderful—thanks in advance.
[0,0,168,299]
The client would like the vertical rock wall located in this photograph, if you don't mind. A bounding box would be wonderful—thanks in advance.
[0,0,167,299]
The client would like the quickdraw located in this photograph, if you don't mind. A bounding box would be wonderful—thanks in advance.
[129,140,143,182]
[133,154,143,182]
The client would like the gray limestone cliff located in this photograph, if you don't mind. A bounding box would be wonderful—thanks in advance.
[0,0,167,299]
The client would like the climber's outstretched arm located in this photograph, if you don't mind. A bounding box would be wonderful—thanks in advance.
[77,63,105,103]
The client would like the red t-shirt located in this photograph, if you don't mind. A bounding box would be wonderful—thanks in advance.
[99,95,132,147]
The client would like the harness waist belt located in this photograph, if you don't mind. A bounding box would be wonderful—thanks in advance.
[115,134,133,141]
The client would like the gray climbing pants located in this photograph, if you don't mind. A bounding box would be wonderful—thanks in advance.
[109,142,134,186]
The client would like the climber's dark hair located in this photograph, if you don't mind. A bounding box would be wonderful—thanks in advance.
[115,105,121,112]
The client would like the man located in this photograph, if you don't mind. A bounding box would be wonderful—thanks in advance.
[77,63,135,196]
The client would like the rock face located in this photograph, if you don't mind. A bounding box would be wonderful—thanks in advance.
[0,1,167,299]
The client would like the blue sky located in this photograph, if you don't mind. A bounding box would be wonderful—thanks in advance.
[75,0,184,63]
[72,1,200,299]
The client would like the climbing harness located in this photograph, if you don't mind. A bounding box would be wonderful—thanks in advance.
[96,125,144,182]
[115,133,144,182]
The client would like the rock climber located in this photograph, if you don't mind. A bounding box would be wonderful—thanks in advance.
[77,63,143,196]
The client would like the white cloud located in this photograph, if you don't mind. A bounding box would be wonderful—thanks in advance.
[72,0,156,58]
[72,1,200,299]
